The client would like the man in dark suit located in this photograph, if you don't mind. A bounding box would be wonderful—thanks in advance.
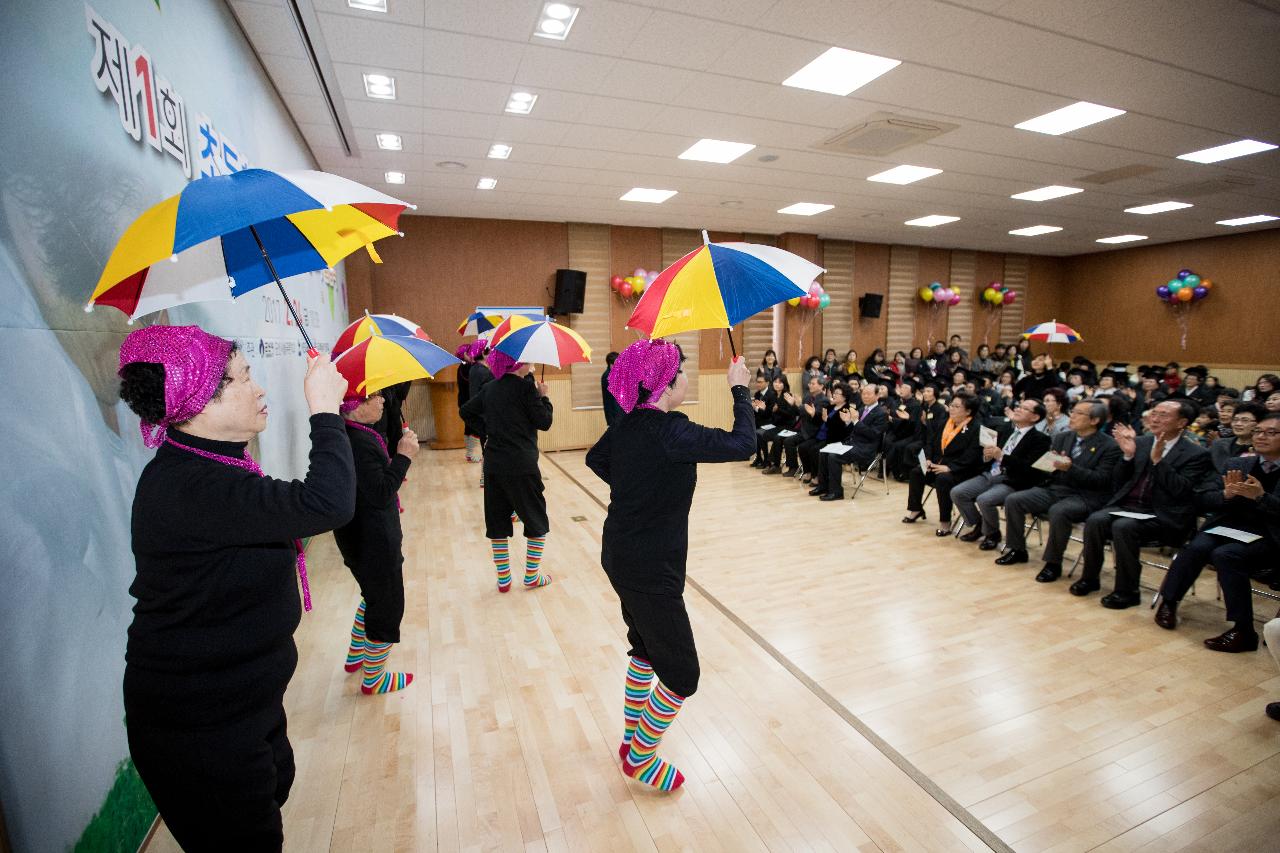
[1071,399,1215,609]
[998,400,1122,579]
[953,399,1051,549]
[817,384,889,501]
[1210,401,1263,473]
[1155,412,1280,651]
[777,375,827,477]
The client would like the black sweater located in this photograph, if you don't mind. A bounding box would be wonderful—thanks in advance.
[124,414,355,728]
[459,373,553,475]
[333,422,412,572]
[586,386,754,596]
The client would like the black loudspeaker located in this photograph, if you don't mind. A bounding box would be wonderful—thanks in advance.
[552,268,586,315]
[858,293,884,318]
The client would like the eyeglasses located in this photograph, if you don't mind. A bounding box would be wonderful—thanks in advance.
[1232,416,1257,423]
[1254,429,1280,438]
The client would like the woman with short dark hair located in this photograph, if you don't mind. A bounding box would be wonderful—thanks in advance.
[903,392,984,535]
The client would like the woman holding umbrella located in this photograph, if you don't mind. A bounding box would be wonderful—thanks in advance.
[586,342,753,791]
[118,325,353,850]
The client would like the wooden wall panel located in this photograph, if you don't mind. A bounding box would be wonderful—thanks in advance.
[344,251,374,320]
[886,245,918,355]
[821,240,855,358]
[662,229,704,400]
[607,226,660,354]
[999,255,1029,344]
[946,251,975,349]
[914,247,952,351]
[971,251,1007,348]
[779,233,822,367]
[854,242,890,355]
[566,223,612,409]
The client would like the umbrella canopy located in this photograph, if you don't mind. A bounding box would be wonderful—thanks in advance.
[627,236,824,339]
[1022,320,1083,344]
[333,312,431,357]
[491,317,590,368]
[334,335,461,396]
[457,306,545,337]
[88,169,411,323]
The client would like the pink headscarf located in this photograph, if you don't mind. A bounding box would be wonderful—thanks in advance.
[487,348,524,380]
[608,339,682,413]
[118,325,234,448]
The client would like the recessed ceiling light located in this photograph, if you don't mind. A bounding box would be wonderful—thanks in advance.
[1015,101,1125,135]
[347,0,386,11]
[781,47,900,96]
[1125,201,1193,215]
[487,143,512,160]
[1009,225,1062,236]
[1177,139,1277,164]
[505,92,538,114]
[678,138,756,164]
[866,165,943,185]
[757,153,779,163]
[620,188,677,204]
[905,215,959,227]
[1096,234,1147,244]
[545,3,574,18]
[384,171,405,184]
[778,202,834,216]
[1217,214,1279,226]
[477,178,497,190]
[1011,185,1083,202]
[534,3,579,40]
[362,72,396,100]
[375,132,402,150]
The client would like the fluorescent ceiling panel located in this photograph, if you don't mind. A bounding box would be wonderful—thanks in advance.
[1015,101,1125,135]
[487,144,512,159]
[620,188,677,203]
[1177,139,1277,164]
[362,73,395,100]
[781,47,900,96]
[1125,201,1193,214]
[1217,214,1279,226]
[1096,234,1147,244]
[375,133,402,150]
[777,203,834,216]
[678,139,756,164]
[384,171,405,184]
[505,92,537,114]
[1008,225,1062,236]
[535,3,579,40]
[348,0,386,10]
[905,215,959,227]
[866,165,942,185]
[1011,185,1083,202]
[477,178,497,190]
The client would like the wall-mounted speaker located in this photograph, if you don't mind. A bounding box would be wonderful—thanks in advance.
[551,268,586,315]
[858,293,884,318]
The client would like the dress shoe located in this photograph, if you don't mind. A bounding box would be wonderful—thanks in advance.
[935,526,952,537]
[958,528,983,542]
[820,492,843,502]
[1069,579,1100,597]
[751,459,766,469]
[800,474,812,484]
[809,486,826,496]
[762,466,781,475]
[1101,591,1141,610]
[901,511,926,524]
[1203,628,1259,653]
[1267,702,1280,722]
[783,468,798,478]
[1034,563,1062,583]
[978,535,1002,551]
[1154,600,1177,630]
[994,549,1028,566]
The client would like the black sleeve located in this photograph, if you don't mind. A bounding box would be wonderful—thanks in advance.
[1151,444,1213,502]
[526,383,554,432]
[352,435,411,510]
[459,385,486,435]
[586,428,612,484]
[1003,430,1049,480]
[663,385,756,464]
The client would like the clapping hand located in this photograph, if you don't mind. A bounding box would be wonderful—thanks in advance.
[783,392,796,405]
[982,445,1001,462]
[1224,470,1265,500]
[1113,423,1138,458]
[804,402,816,417]
[839,406,855,424]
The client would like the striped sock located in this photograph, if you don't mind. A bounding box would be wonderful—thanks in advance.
[619,657,655,760]
[523,535,551,588]
[490,538,512,592]
[623,681,686,791]
[360,641,412,695]
[465,435,478,461]
[343,599,367,673]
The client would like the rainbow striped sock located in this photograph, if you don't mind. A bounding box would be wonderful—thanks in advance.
[523,535,551,588]
[619,657,655,760]
[344,599,367,673]
[490,538,512,592]
[361,641,413,695]
[465,435,479,461]
[623,681,686,791]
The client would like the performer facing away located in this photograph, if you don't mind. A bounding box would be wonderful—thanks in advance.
[586,341,753,791]
[335,388,420,694]
[460,349,554,591]
[118,325,353,851]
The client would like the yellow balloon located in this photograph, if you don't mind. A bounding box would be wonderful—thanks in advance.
[919,287,934,302]
[787,296,801,307]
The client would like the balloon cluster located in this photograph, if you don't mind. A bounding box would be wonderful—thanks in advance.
[918,281,963,306]
[1156,268,1213,304]
[981,281,1017,306]
[786,281,830,311]
[610,267,658,299]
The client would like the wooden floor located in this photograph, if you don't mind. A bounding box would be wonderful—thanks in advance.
[147,448,1280,852]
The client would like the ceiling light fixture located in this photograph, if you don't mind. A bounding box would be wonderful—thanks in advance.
[435,161,466,170]
[375,132,402,150]
[1177,139,1277,164]
[505,91,537,114]
[1011,185,1083,202]
[904,214,959,227]
[347,0,387,11]
[866,165,943,185]
[477,178,497,190]
[1124,201,1193,215]
[362,72,396,100]
[782,47,900,96]
[384,171,405,184]
[778,202,834,216]
[1096,234,1147,244]
[1008,225,1062,237]
[1217,214,1279,226]
[1015,101,1125,135]
[678,138,756,164]
[620,188,677,203]
[487,143,512,159]
[534,2,579,40]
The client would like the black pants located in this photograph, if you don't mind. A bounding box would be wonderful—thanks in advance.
[798,438,826,475]
[885,436,920,478]
[754,429,774,462]
[128,704,293,852]
[1080,510,1172,594]
[349,558,405,643]
[1160,531,1275,624]
[907,467,960,522]
[484,469,549,538]
[772,432,805,469]
[611,581,699,697]
[819,449,875,496]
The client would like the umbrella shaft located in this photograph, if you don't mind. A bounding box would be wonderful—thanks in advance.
[250,225,317,355]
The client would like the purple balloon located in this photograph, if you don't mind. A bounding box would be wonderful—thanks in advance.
[1156,285,1171,299]
[1177,268,1192,280]
[1193,286,1208,299]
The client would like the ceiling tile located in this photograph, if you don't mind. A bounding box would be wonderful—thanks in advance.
[318,12,423,71]
[230,1,307,59]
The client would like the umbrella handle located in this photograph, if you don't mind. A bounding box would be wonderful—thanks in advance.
[250,225,319,357]
[725,327,738,360]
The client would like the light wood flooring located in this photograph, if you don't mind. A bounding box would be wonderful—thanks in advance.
[147,448,1280,852]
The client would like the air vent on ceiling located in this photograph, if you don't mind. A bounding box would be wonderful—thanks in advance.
[1156,176,1257,198]
[1077,164,1162,184]
[814,112,959,157]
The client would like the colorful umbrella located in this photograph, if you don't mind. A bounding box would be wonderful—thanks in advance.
[627,231,824,354]
[457,306,545,337]
[333,312,431,357]
[88,168,413,353]
[491,317,590,369]
[334,335,461,396]
[1021,320,1082,344]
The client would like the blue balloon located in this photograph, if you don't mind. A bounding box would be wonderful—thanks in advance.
[1177,268,1192,280]
[1156,285,1171,299]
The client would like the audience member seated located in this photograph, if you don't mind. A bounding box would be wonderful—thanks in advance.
[1065,368,1089,402]
[1013,354,1060,400]
[953,399,1051,549]
[777,376,827,478]
[821,348,840,379]
[946,334,969,364]
[1211,402,1264,472]
[760,376,798,475]
[885,379,926,480]
[1038,388,1071,436]
[997,400,1123,580]
[1266,391,1280,414]
[970,344,999,377]
[837,349,862,383]
[798,382,852,483]
[1155,412,1280,652]
[902,392,984,536]
[863,348,895,386]
[1071,400,1215,609]
[1013,339,1034,373]
[749,373,776,467]
[758,349,782,385]
[1133,366,1169,424]
[813,385,890,501]
[1104,395,1131,436]
[799,355,823,393]
[1177,365,1215,408]
[1241,373,1278,403]
[1187,405,1220,446]
[1160,361,1182,394]
[1214,397,1238,440]
[905,346,925,377]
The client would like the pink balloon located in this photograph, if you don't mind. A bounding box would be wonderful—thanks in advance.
[633,268,647,279]
[950,294,961,306]
[645,271,658,285]
[808,282,821,296]
[1003,292,1016,305]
